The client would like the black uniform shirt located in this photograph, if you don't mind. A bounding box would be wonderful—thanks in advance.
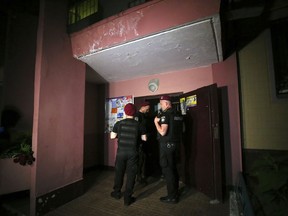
[158,108,183,143]
[158,108,172,143]
[113,118,146,152]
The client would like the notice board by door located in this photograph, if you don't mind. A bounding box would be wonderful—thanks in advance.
[179,83,222,201]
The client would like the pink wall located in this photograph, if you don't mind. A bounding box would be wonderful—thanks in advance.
[70,0,220,57]
[31,0,85,214]
[84,83,106,168]
[109,66,213,97]
[212,53,242,184]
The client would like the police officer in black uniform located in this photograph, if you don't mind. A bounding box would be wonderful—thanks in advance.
[110,103,147,206]
[134,101,150,184]
[154,95,183,204]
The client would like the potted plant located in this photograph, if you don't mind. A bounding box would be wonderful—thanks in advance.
[0,133,35,166]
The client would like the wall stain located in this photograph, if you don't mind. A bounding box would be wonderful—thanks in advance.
[88,11,144,53]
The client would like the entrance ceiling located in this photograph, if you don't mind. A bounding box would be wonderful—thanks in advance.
[80,16,223,83]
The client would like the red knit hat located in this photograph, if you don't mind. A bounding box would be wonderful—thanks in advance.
[160,95,171,101]
[124,103,136,116]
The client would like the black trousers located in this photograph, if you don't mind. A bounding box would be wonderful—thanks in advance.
[137,144,147,180]
[159,142,179,198]
[113,151,138,198]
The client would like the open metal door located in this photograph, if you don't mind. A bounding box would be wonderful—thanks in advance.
[178,83,223,201]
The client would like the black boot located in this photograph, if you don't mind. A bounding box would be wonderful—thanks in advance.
[111,191,121,200]
[124,196,136,206]
[160,195,178,204]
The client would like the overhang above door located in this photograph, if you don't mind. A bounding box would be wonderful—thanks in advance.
[70,0,223,83]
[80,16,222,83]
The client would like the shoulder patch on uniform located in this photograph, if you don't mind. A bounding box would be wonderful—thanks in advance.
[134,117,139,121]
[160,116,166,123]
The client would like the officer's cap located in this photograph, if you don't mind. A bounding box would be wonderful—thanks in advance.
[160,95,171,101]
[140,101,150,107]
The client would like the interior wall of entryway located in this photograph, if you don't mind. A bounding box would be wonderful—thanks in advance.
[84,82,107,169]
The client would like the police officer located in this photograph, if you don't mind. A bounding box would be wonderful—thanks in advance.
[134,101,150,184]
[154,95,183,204]
[110,103,147,206]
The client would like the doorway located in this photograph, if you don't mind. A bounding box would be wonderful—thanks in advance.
[135,84,223,202]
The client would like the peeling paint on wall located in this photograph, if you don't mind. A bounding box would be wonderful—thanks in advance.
[88,11,144,53]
